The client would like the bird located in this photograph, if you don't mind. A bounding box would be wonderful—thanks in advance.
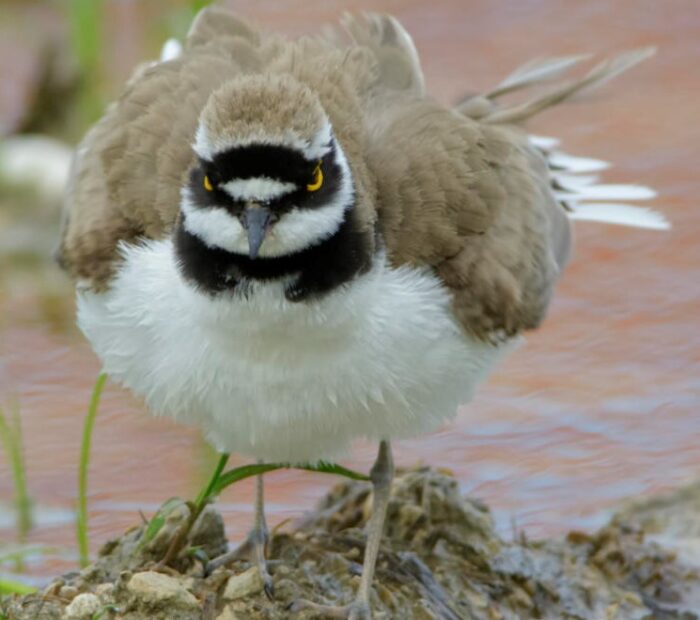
[57,7,668,619]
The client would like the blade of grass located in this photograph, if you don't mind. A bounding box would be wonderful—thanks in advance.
[298,462,370,482]
[67,0,105,124]
[135,497,183,554]
[209,461,368,497]
[209,462,283,498]
[0,403,33,570]
[160,458,367,566]
[0,578,36,596]
[76,373,107,568]
[194,453,230,510]
[190,0,212,13]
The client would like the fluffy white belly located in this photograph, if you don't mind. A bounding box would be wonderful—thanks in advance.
[77,239,511,462]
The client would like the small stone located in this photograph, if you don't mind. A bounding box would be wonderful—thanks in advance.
[58,584,79,601]
[274,564,291,577]
[271,578,297,600]
[216,605,243,620]
[44,578,64,596]
[222,567,264,601]
[63,592,101,619]
[94,582,114,599]
[127,571,198,608]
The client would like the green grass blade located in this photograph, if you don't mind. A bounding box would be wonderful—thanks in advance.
[0,578,36,596]
[135,497,183,553]
[188,0,213,16]
[296,462,369,481]
[76,373,107,568]
[0,403,33,570]
[194,453,230,510]
[209,462,368,497]
[210,463,284,497]
[67,0,105,124]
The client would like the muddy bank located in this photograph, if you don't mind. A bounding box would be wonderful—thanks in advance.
[3,468,700,619]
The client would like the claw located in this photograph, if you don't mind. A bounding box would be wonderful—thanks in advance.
[263,576,275,601]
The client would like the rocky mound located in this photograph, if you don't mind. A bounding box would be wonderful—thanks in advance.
[3,468,699,619]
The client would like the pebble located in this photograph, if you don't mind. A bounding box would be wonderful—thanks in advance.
[63,593,101,619]
[58,585,79,601]
[126,571,199,608]
[222,567,264,601]
[216,606,243,620]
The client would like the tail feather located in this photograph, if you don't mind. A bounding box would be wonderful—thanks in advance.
[568,203,670,230]
[554,184,656,202]
[485,54,591,99]
[534,139,667,230]
[482,47,656,124]
[547,151,610,173]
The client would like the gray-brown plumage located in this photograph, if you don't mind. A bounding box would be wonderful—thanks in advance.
[60,9,664,619]
[58,8,657,340]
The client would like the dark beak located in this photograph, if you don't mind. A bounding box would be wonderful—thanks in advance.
[241,205,272,260]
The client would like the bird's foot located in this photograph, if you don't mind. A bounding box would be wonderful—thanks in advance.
[204,526,274,600]
[288,598,370,619]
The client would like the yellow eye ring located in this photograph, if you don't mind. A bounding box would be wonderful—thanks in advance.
[203,174,213,192]
[306,163,323,192]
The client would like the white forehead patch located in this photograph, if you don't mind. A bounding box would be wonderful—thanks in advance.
[193,120,333,162]
[221,177,297,202]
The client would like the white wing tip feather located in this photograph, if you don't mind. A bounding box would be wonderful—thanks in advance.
[548,151,610,173]
[568,204,671,230]
[529,134,560,150]
[556,184,657,201]
[534,134,669,232]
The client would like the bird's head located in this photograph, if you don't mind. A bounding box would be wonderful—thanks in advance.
[181,75,354,260]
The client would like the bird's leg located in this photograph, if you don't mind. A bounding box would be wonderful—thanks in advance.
[290,440,394,620]
[205,466,274,599]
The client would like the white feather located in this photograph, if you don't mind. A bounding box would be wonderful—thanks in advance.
[568,203,670,230]
[553,172,600,189]
[548,151,610,173]
[556,183,656,202]
[221,177,297,201]
[528,134,560,150]
[77,240,513,463]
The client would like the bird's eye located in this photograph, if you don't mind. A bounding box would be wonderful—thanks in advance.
[203,174,214,192]
[306,162,323,192]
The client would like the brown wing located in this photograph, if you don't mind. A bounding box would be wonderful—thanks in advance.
[58,9,272,289]
[366,43,654,340]
[367,98,566,340]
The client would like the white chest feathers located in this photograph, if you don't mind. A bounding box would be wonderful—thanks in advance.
[77,239,511,462]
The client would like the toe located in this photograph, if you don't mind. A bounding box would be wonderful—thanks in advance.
[262,572,275,601]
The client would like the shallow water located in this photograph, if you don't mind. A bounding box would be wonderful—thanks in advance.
[1,0,699,583]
